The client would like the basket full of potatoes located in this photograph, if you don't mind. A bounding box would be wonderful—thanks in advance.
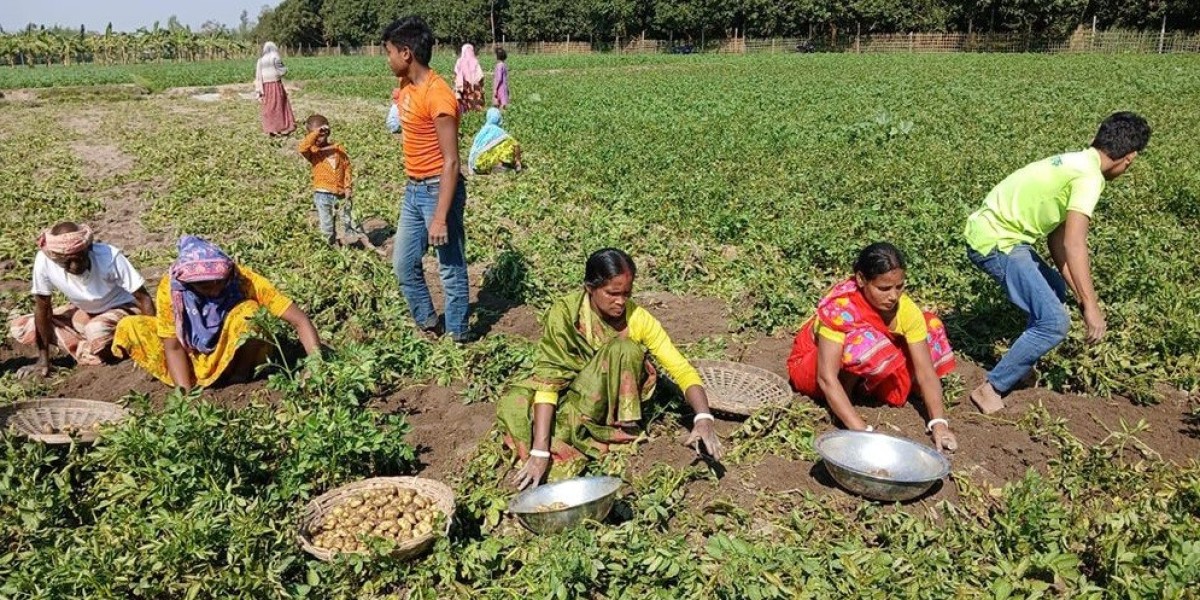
[297,476,456,561]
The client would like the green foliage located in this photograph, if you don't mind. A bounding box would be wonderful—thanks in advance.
[2,52,1199,598]
[0,383,418,598]
[462,334,537,404]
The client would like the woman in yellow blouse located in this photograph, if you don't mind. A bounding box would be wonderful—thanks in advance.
[498,248,724,489]
[114,236,321,390]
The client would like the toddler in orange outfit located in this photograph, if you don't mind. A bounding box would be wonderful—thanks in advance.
[299,114,357,244]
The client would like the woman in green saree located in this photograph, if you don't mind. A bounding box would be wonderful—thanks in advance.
[499,248,724,490]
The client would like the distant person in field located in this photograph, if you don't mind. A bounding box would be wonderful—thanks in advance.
[965,112,1151,414]
[255,41,295,136]
[453,43,485,113]
[384,17,472,343]
[299,114,359,245]
[492,46,509,108]
[787,243,958,452]
[8,222,154,378]
[113,236,322,391]
[499,249,724,490]
[468,107,523,174]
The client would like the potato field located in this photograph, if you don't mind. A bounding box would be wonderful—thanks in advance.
[1,52,1198,598]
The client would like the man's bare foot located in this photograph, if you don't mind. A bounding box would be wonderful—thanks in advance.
[970,382,1005,414]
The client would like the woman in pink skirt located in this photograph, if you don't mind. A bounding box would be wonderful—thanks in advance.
[255,42,295,136]
[454,43,485,114]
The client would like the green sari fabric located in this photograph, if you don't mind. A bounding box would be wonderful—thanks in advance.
[497,291,657,477]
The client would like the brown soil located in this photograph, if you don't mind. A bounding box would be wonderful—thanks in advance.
[64,111,106,136]
[62,115,174,253]
[0,344,278,410]
[70,142,134,180]
[634,291,730,344]
[89,179,175,252]
[729,334,795,379]
[371,384,496,480]
[0,89,38,102]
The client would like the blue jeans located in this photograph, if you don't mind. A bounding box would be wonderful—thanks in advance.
[313,191,353,243]
[393,178,470,337]
[967,244,1070,394]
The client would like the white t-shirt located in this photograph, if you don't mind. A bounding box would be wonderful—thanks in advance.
[31,243,145,314]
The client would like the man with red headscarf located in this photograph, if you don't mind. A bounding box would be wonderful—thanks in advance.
[8,222,154,377]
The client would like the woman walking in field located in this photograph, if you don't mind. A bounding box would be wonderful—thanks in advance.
[786,243,959,452]
[453,43,485,113]
[498,249,724,490]
[113,236,322,390]
[255,41,295,136]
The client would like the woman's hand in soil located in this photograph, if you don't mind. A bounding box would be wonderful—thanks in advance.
[512,455,550,490]
[685,419,724,460]
[931,423,958,453]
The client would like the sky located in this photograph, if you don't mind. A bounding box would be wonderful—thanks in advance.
[3,0,281,33]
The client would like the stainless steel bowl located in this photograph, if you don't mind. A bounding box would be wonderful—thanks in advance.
[814,430,950,502]
[507,476,623,534]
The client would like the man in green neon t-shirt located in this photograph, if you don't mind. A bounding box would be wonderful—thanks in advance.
[965,112,1151,414]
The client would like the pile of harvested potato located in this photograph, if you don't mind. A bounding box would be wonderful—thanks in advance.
[310,487,443,554]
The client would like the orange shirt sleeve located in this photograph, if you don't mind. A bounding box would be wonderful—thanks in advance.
[298,130,321,159]
[426,81,459,121]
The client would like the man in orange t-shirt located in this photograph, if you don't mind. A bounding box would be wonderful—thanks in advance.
[384,17,472,343]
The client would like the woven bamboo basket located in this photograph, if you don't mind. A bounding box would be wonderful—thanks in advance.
[298,476,456,562]
[0,398,130,444]
[692,360,794,417]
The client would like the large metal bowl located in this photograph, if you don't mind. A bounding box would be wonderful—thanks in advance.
[508,476,623,534]
[814,430,950,502]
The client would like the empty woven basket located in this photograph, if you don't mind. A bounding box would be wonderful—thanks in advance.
[692,360,794,417]
[0,398,130,444]
[298,476,456,562]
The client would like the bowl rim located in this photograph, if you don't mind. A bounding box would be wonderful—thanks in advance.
[507,475,623,514]
[814,430,950,483]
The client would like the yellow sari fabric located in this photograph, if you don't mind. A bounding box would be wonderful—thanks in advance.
[113,266,292,387]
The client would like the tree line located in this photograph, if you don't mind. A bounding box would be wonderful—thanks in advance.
[256,0,1200,48]
[3,0,1196,67]
[0,20,254,67]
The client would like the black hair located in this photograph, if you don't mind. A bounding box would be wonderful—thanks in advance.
[382,17,434,66]
[584,248,636,288]
[50,221,80,235]
[853,242,906,280]
[495,47,507,61]
[305,114,329,130]
[1092,111,1151,159]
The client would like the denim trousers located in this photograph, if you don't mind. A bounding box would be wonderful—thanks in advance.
[967,243,1070,394]
[393,178,469,336]
[313,191,353,243]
